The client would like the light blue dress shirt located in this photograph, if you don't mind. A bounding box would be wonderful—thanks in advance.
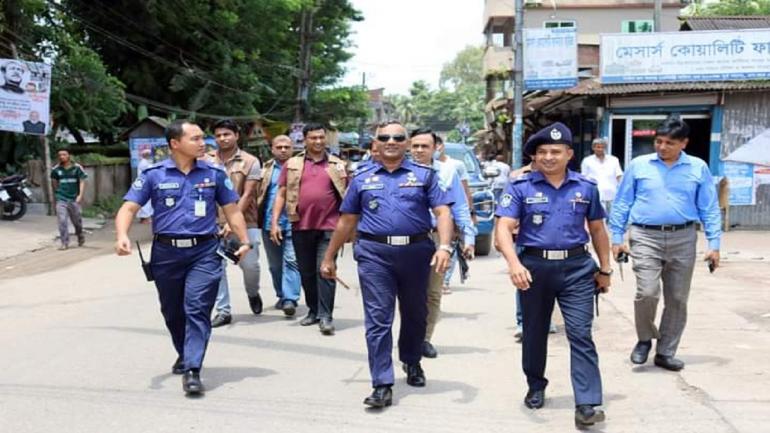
[263,161,290,232]
[433,160,477,246]
[608,151,722,250]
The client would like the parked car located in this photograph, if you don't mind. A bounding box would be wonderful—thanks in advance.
[443,142,497,256]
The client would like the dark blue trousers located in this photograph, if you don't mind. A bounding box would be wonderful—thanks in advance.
[151,238,222,371]
[519,253,603,406]
[355,238,434,387]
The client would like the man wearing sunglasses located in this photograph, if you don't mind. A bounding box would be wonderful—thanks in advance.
[320,121,454,408]
[409,127,476,359]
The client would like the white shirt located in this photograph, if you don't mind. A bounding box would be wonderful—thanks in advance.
[443,156,470,182]
[491,160,511,190]
[580,154,624,202]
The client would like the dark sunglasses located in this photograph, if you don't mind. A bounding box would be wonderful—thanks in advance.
[376,134,407,143]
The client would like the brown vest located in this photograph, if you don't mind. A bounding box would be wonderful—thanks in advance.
[285,153,347,223]
[256,158,277,229]
[206,148,261,227]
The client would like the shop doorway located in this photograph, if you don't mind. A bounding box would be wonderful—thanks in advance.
[609,114,712,169]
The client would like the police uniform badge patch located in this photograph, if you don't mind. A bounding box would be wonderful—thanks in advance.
[165,197,175,207]
[550,128,562,140]
[224,178,234,190]
[132,178,144,190]
[500,193,513,208]
[533,214,544,225]
[368,199,378,210]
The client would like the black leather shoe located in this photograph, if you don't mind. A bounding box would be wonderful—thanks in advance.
[654,354,685,371]
[630,340,652,364]
[172,357,184,375]
[422,341,438,358]
[182,370,203,395]
[524,389,545,409]
[575,405,605,427]
[300,313,320,326]
[282,300,296,317]
[211,313,232,328]
[405,363,426,387]
[248,294,263,315]
[363,386,392,408]
[319,317,335,335]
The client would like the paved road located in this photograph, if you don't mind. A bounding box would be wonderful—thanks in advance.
[0,226,768,432]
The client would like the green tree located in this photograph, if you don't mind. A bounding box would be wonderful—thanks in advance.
[59,0,362,124]
[310,85,368,130]
[0,0,126,172]
[389,46,486,142]
[689,0,770,15]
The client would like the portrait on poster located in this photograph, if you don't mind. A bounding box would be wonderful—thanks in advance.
[0,59,51,136]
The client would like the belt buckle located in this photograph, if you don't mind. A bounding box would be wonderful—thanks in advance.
[174,239,194,248]
[546,250,566,260]
[661,224,674,232]
[388,236,409,246]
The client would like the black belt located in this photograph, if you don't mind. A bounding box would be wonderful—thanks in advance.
[632,221,694,232]
[358,232,430,246]
[521,246,587,260]
[154,234,218,248]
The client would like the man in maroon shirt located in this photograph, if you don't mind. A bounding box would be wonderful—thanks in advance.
[270,123,348,335]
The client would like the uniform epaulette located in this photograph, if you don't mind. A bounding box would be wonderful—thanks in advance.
[200,160,227,172]
[352,163,377,177]
[411,161,435,171]
[143,162,165,172]
[512,173,531,183]
[574,172,597,185]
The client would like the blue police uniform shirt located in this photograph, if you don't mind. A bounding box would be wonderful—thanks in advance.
[495,170,605,249]
[340,158,452,236]
[124,158,239,236]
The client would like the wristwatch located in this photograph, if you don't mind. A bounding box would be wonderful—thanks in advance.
[598,269,613,276]
[438,244,453,254]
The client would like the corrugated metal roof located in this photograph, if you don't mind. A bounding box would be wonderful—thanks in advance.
[566,79,770,95]
[679,16,770,31]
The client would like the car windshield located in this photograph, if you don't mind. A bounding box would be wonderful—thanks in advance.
[444,145,477,175]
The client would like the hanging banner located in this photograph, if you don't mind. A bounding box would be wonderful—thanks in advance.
[524,27,578,90]
[601,29,770,84]
[723,161,756,206]
[129,137,168,169]
[0,59,51,135]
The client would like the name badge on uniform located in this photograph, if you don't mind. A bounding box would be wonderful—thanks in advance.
[525,197,549,204]
[194,200,206,217]
[362,183,384,191]
[533,214,544,225]
[158,182,180,190]
[165,197,175,207]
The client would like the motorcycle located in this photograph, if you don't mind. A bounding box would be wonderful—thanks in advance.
[0,174,33,220]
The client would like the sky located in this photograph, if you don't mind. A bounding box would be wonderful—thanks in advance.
[340,0,485,96]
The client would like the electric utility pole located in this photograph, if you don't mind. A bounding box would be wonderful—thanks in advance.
[512,0,524,168]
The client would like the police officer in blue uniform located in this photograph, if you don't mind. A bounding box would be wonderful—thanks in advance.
[319,121,454,408]
[494,122,612,427]
[115,120,251,395]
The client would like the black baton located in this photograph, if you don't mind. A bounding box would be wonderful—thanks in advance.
[136,241,154,282]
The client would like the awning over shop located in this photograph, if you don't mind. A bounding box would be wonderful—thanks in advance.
[724,129,770,167]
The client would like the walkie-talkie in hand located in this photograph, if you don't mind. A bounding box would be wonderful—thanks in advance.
[136,241,154,282]
[616,251,629,281]
[218,237,243,265]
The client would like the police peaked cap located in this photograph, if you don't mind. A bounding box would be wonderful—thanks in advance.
[524,122,573,156]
